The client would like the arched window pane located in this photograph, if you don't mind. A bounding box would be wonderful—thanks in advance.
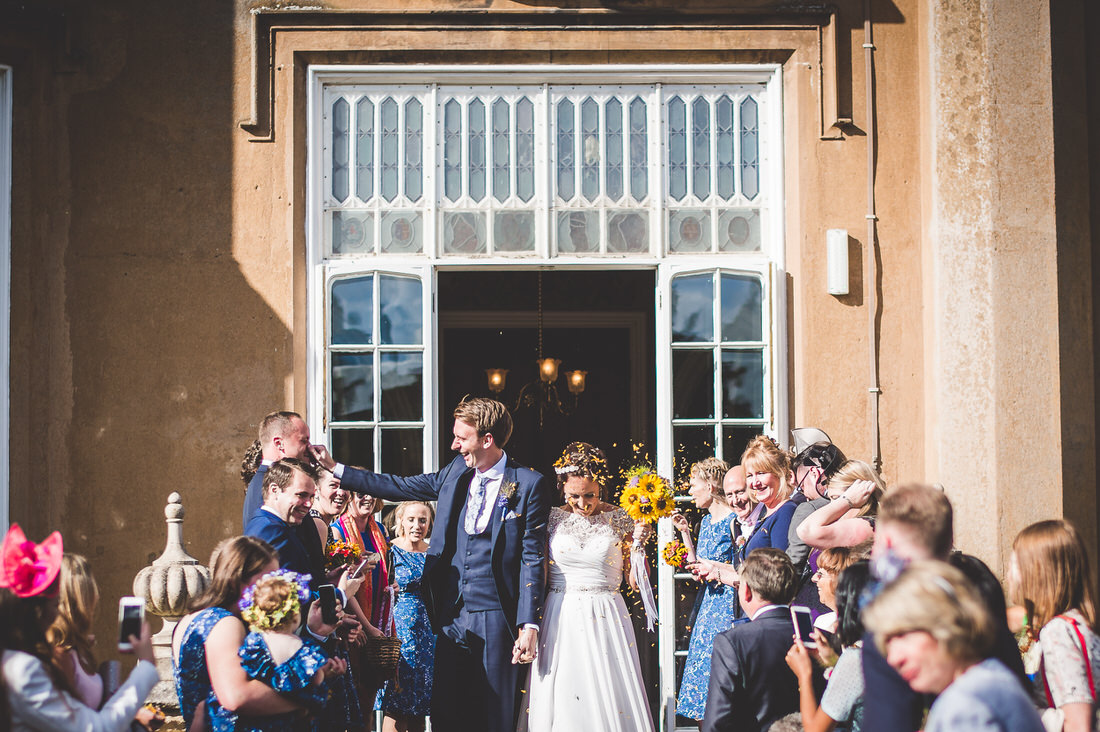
[468,100,486,202]
[355,98,374,201]
[516,97,535,203]
[692,97,711,200]
[380,98,399,202]
[443,99,462,202]
[671,273,713,342]
[581,97,599,202]
[492,98,511,202]
[331,275,373,345]
[556,99,575,201]
[629,97,648,201]
[668,96,687,201]
[404,99,423,202]
[331,98,350,202]
[605,98,623,201]
[741,97,759,200]
[716,96,735,200]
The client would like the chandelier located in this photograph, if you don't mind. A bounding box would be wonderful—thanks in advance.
[485,271,586,427]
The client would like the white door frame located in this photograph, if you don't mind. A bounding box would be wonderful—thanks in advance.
[0,65,12,533]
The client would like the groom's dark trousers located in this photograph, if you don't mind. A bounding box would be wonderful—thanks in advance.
[339,454,551,732]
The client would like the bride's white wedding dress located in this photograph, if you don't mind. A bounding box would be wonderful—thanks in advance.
[524,507,655,732]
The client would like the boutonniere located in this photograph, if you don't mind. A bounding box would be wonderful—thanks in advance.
[735,535,748,551]
[497,481,518,511]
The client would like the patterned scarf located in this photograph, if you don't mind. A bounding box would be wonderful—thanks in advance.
[336,513,390,627]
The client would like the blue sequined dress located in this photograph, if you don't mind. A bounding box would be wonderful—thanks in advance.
[377,545,435,716]
[676,512,737,720]
[174,606,232,729]
[208,632,328,732]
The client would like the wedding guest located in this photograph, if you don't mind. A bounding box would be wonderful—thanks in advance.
[786,440,847,575]
[702,548,808,732]
[245,458,324,592]
[1009,519,1100,732]
[808,545,867,637]
[241,411,315,530]
[686,466,760,593]
[378,502,437,732]
[785,560,872,732]
[863,560,1043,732]
[671,457,734,725]
[46,554,162,730]
[796,461,884,550]
[0,524,158,731]
[742,436,799,553]
[310,467,350,548]
[173,536,306,730]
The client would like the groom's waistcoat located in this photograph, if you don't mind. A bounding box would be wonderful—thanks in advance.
[453,505,498,612]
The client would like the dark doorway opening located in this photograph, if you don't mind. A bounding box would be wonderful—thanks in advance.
[438,269,656,480]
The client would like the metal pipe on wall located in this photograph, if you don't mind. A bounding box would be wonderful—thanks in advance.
[865,0,883,472]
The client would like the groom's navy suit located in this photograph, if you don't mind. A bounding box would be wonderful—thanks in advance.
[340,453,552,732]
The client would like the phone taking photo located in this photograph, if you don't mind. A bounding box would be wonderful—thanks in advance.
[117,597,145,651]
[350,553,379,580]
[318,584,339,625]
[790,605,817,648]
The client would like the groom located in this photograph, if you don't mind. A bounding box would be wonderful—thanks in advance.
[311,397,552,732]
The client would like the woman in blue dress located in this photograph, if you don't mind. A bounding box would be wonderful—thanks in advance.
[173,536,300,730]
[671,458,735,724]
[741,435,799,555]
[378,501,436,732]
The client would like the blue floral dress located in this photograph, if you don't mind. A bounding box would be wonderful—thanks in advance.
[676,512,736,720]
[208,633,329,732]
[378,545,435,716]
[174,606,232,729]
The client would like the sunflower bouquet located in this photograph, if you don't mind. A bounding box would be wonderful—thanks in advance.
[619,464,676,524]
[662,539,690,569]
[324,539,363,572]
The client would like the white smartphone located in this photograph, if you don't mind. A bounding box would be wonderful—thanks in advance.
[117,597,145,652]
[350,552,379,580]
[790,605,817,648]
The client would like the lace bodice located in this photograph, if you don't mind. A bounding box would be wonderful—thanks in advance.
[547,507,633,592]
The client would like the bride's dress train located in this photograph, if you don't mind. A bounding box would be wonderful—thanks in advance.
[523,507,655,732]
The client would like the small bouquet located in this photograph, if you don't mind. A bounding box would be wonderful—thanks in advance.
[619,466,675,524]
[325,539,362,572]
[662,539,690,569]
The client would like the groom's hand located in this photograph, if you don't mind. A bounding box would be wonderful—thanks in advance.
[309,444,337,471]
[511,627,538,665]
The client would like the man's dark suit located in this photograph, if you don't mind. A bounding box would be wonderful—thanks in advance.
[339,454,552,732]
[244,506,319,592]
[702,605,804,732]
[242,464,268,530]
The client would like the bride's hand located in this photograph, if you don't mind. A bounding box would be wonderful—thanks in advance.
[632,520,651,545]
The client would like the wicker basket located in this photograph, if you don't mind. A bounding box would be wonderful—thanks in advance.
[363,634,401,676]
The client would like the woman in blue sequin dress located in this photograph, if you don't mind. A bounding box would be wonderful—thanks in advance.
[378,501,436,732]
[672,458,736,723]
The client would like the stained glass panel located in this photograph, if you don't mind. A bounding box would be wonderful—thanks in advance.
[355,98,374,202]
[332,98,350,202]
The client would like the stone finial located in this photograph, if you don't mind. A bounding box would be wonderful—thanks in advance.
[132,493,211,706]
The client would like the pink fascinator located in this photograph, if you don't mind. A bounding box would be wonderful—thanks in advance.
[0,524,63,598]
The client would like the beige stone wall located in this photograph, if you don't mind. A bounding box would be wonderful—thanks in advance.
[1,0,1095,659]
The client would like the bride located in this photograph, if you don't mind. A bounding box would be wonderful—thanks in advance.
[522,442,655,732]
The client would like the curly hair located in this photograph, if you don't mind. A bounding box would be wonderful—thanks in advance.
[240,439,263,486]
[243,574,302,633]
[553,441,613,492]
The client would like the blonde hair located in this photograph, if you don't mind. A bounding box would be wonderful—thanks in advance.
[453,397,513,447]
[690,457,731,506]
[863,560,995,663]
[878,484,953,559]
[828,460,886,518]
[741,435,795,502]
[46,554,99,674]
[243,575,302,633]
[1012,519,1099,638]
[394,501,435,539]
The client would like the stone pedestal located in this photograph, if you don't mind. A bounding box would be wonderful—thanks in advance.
[133,493,211,706]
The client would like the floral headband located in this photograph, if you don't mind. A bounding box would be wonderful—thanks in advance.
[239,569,312,632]
[552,442,612,485]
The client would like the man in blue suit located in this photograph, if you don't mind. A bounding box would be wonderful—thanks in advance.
[244,457,322,591]
[242,411,314,530]
[312,397,552,732]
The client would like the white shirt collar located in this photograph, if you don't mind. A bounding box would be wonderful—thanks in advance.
[476,452,508,482]
[261,459,274,467]
[750,603,789,621]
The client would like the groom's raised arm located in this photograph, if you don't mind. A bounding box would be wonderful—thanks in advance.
[517,471,554,628]
[311,445,457,502]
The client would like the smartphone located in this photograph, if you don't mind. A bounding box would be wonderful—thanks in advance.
[117,597,145,651]
[350,553,379,579]
[318,583,339,625]
[791,605,817,648]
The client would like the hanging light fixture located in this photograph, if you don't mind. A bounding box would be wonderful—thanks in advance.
[485,272,584,427]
